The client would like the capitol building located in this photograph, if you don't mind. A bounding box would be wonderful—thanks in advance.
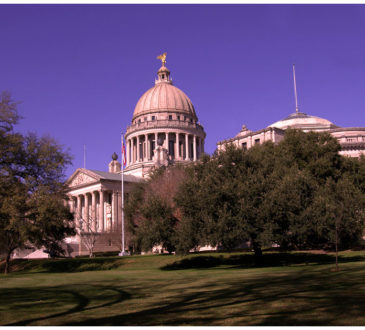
[64,55,365,256]
[65,54,206,255]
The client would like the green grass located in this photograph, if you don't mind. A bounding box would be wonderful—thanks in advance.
[0,250,365,326]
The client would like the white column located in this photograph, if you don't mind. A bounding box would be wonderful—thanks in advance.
[99,191,104,232]
[199,137,202,159]
[185,134,189,160]
[111,192,115,232]
[126,139,130,166]
[144,134,148,161]
[77,195,82,222]
[130,137,133,163]
[193,135,197,161]
[146,135,148,160]
[84,194,89,231]
[130,139,133,164]
[165,132,168,151]
[91,192,96,232]
[137,135,140,162]
[70,197,75,213]
[131,139,134,163]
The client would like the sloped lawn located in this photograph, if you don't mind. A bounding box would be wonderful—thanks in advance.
[0,251,364,326]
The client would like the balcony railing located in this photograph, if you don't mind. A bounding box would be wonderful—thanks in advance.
[126,119,205,135]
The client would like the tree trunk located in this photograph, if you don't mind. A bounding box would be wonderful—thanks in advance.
[335,220,339,272]
[252,240,263,266]
[4,252,11,274]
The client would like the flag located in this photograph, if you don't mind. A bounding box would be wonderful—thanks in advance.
[121,134,126,167]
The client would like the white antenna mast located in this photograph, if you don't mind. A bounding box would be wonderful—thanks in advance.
[293,64,299,114]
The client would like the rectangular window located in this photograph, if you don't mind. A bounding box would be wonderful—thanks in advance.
[168,115,172,120]
[184,116,187,121]
[152,115,156,121]
[255,138,260,145]
[177,115,180,120]
[242,142,247,150]
[144,117,147,121]
[138,119,141,124]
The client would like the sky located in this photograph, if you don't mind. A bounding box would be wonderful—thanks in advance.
[1,4,365,178]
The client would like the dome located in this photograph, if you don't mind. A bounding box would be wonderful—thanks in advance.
[132,65,197,121]
[268,112,338,131]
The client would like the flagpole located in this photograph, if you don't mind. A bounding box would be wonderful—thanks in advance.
[119,132,126,256]
[293,64,299,114]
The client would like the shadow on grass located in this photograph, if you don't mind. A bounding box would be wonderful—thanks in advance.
[66,265,365,326]
[161,252,365,271]
[3,284,131,326]
[1,254,365,326]
[0,257,125,274]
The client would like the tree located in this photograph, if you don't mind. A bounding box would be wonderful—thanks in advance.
[125,165,187,254]
[76,215,99,258]
[176,129,365,264]
[0,92,75,273]
[303,177,365,256]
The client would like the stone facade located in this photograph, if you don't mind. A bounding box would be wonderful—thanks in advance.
[217,111,365,157]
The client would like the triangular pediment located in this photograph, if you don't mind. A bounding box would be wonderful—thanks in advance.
[66,169,100,188]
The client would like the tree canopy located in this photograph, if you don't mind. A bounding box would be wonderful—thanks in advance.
[126,129,365,262]
[0,92,75,273]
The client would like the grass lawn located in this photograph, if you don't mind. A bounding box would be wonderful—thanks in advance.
[0,250,364,326]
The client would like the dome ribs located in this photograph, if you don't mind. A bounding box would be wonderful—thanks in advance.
[132,66,198,120]
[150,84,160,110]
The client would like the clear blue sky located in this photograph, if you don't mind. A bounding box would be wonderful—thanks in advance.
[1,4,365,178]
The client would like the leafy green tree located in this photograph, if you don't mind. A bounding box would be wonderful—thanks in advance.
[125,166,187,254]
[176,129,364,264]
[303,177,365,252]
[0,92,75,273]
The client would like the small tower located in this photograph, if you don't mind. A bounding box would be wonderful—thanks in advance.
[108,152,121,173]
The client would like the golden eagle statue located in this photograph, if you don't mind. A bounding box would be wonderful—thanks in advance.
[157,52,167,66]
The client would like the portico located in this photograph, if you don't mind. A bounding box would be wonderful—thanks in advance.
[66,167,141,254]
